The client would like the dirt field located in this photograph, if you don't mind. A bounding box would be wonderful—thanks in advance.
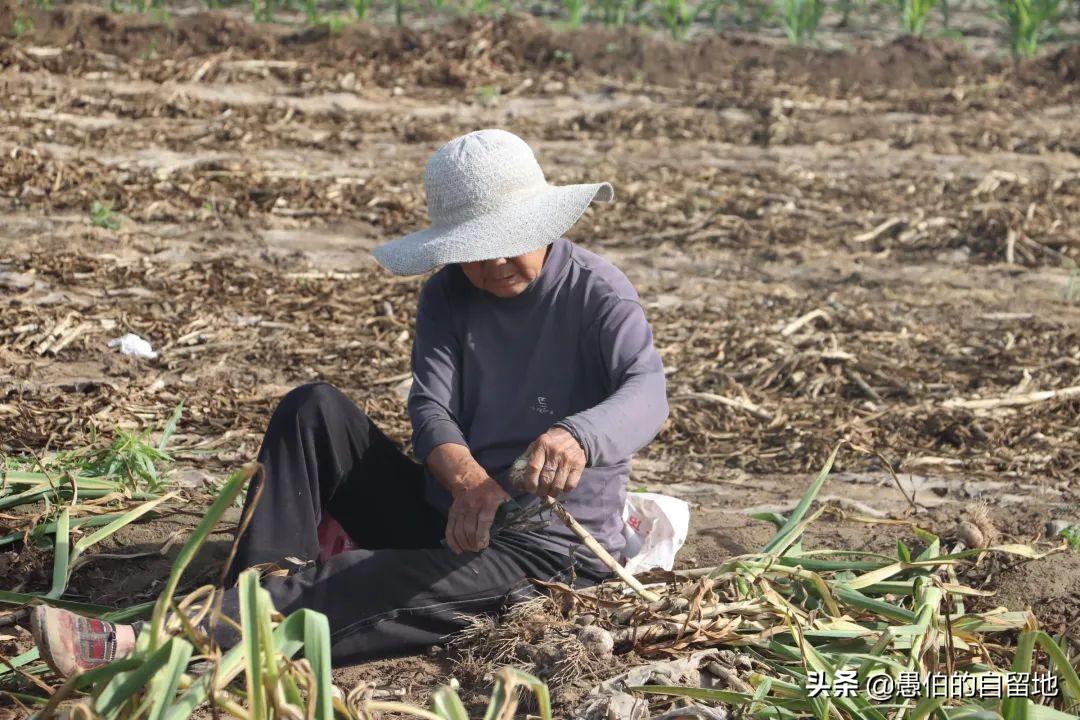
[2,2,1080,709]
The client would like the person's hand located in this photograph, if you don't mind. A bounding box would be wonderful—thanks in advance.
[446,473,511,554]
[517,427,586,498]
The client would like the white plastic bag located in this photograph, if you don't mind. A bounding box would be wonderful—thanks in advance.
[621,492,690,573]
[107,333,158,359]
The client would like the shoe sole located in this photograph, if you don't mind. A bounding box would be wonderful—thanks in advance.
[29,605,72,678]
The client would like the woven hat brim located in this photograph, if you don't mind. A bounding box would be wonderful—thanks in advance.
[371,182,614,276]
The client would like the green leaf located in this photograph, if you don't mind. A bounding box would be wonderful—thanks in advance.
[483,669,511,720]
[148,466,252,647]
[167,607,323,720]
[146,639,193,720]
[303,604,334,720]
[46,508,71,599]
[0,484,52,510]
[1002,631,1080,717]
[915,536,941,562]
[40,656,143,714]
[0,512,117,548]
[913,697,947,720]
[913,526,940,546]
[897,538,912,563]
[945,707,1004,719]
[0,648,39,674]
[907,577,943,673]
[774,555,890,572]
[787,619,889,720]
[157,402,184,453]
[842,559,959,591]
[432,686,470,720]
[239,570,267,720]
[70,494,174,566]
[751,512,790,530]
[1020,703,1080,720]
[1,691,49,707]
[833,585,916,623]
[762,444,840,555]
[95,638,189,717]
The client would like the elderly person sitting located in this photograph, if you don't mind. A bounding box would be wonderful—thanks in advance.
[31,128,669,674]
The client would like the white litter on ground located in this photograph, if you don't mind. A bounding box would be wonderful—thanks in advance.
[621,492,690,573]
[107,333,158,359]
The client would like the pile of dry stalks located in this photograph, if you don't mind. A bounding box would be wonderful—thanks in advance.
[451,446,1079,719]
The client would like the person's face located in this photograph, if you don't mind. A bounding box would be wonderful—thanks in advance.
[459,245,549,298]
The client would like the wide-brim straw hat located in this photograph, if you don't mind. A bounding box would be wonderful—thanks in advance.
[372,129,614,276]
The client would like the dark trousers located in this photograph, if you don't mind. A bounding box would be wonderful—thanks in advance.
[218,382,602,667]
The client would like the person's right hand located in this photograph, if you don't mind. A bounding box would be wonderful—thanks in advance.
[446,473,511,554]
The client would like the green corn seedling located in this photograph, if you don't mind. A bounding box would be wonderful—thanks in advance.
[660,0,694,39]
[564,0,587,27]
[319,13,346,32]
[90,200,121,230]
[899,0,939,34]
[596,0,633,25]
[996,0,1064,57]
[703,0,725,28]
[731,0,751,24]
[13,15,34,38]
[251,0,277,22]
[780,0,825,42]
[476,85,500,107]
[1062,524,1080,550]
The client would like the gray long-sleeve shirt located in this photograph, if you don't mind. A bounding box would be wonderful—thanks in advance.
[407,236,669,557]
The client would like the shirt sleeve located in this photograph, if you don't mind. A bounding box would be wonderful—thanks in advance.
[553,297,669,468]
[408,276,469,462]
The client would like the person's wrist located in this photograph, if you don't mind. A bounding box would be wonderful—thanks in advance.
[450,466,492,497]
[556,423,588,464]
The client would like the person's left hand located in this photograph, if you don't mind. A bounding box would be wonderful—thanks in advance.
[517,427,586,498]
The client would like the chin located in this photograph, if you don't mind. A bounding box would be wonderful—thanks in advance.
[487,280,525,298]
[488,286,523,298]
